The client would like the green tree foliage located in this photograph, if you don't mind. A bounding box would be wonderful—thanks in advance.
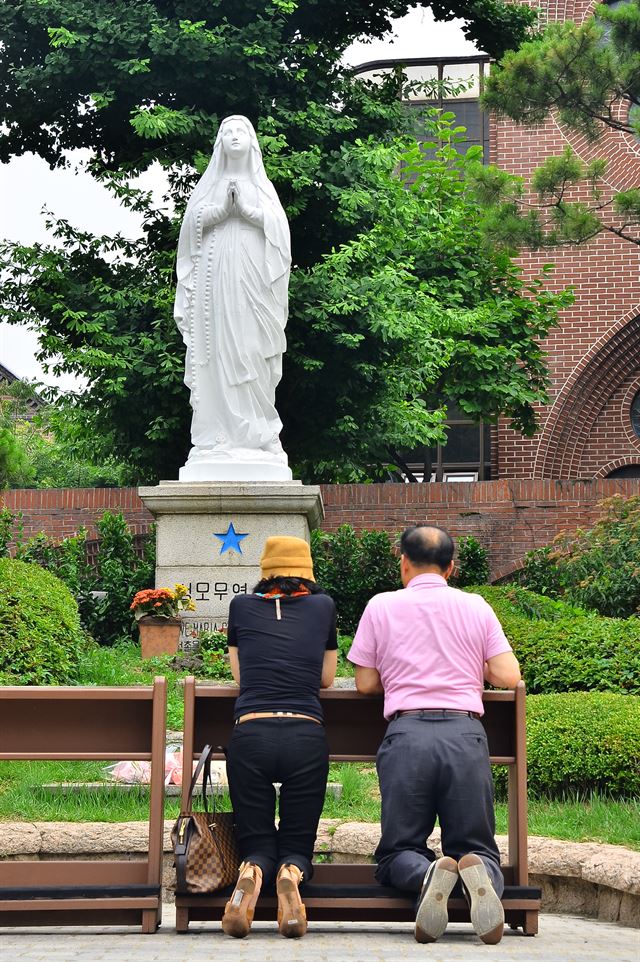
[478,1,640,249]
[0,0,535,171]
[521,495,640,619]
[0,382,36,487]
[1,118,572,482]
[0,428,34,488]
[285,123,572,480]
[0,0,548,481]
[311,524,400,633]
[0,557,89,684]
[471,584,640,695]
[0,380,129,488]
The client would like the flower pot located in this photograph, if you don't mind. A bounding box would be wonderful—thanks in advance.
[138,616,182,659]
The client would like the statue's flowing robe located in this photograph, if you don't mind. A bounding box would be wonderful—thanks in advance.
[174,121,291,455]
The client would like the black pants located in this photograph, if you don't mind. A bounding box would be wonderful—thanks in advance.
[374,715,504,897]
[226,718,329,884]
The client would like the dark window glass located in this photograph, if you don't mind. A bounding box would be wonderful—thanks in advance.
[484,424,492,460]
[442,424,480,462]
[607,465,640,479]
[631,391,640,439]
[399,418,491,481]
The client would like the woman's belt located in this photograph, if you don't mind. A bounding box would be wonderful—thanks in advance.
[235,711,322,725]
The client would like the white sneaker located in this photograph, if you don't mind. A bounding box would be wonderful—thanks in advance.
[414,856,458,943]
[458,853,504,944]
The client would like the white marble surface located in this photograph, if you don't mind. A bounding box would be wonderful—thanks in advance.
[174,116,292,482]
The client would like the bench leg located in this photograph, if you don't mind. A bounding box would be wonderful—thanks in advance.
[523,910,538,936]
[141,909,160,933]
[176,907,190,933]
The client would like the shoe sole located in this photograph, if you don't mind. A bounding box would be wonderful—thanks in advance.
[221,876,256,938]
[458,856,504,945]
[415,857,458,943]
[277,875,307,938]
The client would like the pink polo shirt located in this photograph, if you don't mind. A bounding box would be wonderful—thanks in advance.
[348,574,512,719]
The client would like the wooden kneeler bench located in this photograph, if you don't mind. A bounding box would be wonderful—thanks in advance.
[176,678,540,935]
[0,679,167,933]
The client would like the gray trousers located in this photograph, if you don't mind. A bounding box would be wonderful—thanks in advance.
[374,714,504,897]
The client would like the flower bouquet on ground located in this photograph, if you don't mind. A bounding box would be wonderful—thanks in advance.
[131,584,196,658]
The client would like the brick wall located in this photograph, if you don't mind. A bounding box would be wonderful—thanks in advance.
[0,488,153,542]
[493,0,640,479]
[4,479,639,581]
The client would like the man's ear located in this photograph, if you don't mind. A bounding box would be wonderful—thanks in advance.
[444,560,455,581]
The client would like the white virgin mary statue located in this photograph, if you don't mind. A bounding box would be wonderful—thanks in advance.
[175,115,293,482]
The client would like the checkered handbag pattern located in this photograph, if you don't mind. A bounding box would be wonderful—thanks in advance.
[172,745,241,894]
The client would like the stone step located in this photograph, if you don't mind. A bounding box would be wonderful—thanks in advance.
[41,781,343,798]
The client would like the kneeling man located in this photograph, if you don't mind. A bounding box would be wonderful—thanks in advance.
[349,525,521,944]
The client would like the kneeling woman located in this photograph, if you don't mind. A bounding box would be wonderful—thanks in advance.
[222,536,337,939]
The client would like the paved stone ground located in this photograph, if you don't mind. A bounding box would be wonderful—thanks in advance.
[1,907,638,961]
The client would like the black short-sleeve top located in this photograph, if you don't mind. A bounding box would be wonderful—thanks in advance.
[227,592,338,722]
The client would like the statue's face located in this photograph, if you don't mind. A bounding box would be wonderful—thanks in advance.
[221,120,251,158]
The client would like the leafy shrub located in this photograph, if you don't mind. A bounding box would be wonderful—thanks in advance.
[521,495,640,617]
[81,512,155,646]
[470,585,640,694]
[198,630,228,656]
[520,545,562,598]
[0,557,89,684]
[194,631,232,680]
[455,535,490,587]
[16,529,89,597]
[2,508,155,646]
[311,525,400,633]
[494,693,640,799]
[0,506,22,557]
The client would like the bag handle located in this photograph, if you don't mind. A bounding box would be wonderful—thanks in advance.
[183,744,212,813]
[203,744,228,816]
[184,744,227,816]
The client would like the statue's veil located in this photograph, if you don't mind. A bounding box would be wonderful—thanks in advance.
[176,116,290,295]
[185,117,278,219]
[174,114,291,404]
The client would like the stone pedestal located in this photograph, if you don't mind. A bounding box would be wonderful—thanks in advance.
[138,482,323,646]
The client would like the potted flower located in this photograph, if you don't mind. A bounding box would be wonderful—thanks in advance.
[130,584,195,658]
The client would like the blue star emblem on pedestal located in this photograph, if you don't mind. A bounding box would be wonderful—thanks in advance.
[213,522,249,555]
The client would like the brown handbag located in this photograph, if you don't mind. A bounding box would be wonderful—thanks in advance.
[172,744,241,894]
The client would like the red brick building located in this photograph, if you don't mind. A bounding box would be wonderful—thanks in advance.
[357,0,640,483]
[494,0,640,482]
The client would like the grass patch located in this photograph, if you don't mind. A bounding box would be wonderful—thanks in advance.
[0,760,638,850]
[74,642,189,730]
[503,794,640,851]
[0,761,182,822]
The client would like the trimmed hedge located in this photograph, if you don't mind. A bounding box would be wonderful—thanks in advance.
[469,585,640,695]
[494,692,639,799]
[0,557,88,684]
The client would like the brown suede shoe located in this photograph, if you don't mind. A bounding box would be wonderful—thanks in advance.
[458,853,504,945]
[276,863,307,938]
[221,861,262,938]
